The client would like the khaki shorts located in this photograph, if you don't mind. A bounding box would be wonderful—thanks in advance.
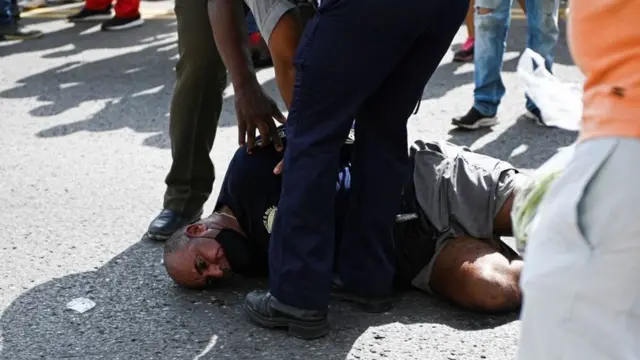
[406,140,522,293]
[244,0,297,44]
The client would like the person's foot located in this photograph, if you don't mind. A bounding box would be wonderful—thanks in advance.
[452,107,498,130]
[331,277,394,313]
[453,37,474,62]
[0,23,43,41]
[67,6,112,22]
[19,0,47,11]
[523,107,546,126]
[101,15,144,31]
[244,291,330,340]
[145,208,203,241]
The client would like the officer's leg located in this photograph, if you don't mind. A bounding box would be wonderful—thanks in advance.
[336,2,468,298]
[147,0,227,240]
[267,0,422,312]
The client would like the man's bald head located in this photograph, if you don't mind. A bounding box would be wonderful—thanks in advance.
[163,223,229,289]
[163,213,250,289]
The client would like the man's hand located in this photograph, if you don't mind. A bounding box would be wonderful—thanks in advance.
[273,159,284,175]
[235,79,286,154]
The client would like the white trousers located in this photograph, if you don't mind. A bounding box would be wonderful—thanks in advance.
[518,137,640,360]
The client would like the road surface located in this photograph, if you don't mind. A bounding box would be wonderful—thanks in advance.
[0,4,580,359]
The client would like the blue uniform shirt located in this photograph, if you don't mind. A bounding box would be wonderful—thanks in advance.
[215,127,353,275]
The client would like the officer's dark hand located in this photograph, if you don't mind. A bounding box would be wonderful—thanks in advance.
[234,79,286,154]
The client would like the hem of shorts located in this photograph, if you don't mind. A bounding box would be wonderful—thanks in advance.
[260,1,296,45]
[410,234,453,295]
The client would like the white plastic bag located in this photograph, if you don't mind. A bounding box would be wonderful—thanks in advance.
[517,48,583,131]
[511,144,575,254]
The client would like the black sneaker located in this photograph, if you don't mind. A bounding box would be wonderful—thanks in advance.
[453,37,474,62]
[101,15,144,31]
[0,23,43,41]
[67,6,112,22]
[452,107,498,130]
[523,108,546,126]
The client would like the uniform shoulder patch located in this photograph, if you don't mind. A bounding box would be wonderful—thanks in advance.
[262,206,278,233]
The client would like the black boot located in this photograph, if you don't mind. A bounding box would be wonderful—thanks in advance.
[145,209,203,241]
[244,291,330,340]
[331,277,395,313]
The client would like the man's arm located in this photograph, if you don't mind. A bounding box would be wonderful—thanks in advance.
[207,0,286,152]
[207,0,255,87]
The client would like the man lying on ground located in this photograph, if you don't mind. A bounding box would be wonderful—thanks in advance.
[163,128,525,313]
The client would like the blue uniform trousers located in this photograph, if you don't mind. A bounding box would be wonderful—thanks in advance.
[269,0,468,311]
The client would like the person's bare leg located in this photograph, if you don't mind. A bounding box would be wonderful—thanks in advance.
[493,192,514,236]
[428,235,523,312]
[465,0,475,39]
[268,12,302,109]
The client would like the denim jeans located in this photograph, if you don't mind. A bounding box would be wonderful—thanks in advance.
[473,0,559,116]
[1,0,14,25]
[245,10,259,34]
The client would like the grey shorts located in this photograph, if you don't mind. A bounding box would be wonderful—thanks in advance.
[244,0,297,44]
[407,140,523,293]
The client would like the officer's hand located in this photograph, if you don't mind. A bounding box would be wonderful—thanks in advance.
[234,79,286,154]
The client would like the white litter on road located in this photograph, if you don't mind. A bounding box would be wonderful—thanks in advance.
[193,335,218,360]
[66,298,96,314]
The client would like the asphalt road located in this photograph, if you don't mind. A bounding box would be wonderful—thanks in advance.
[0,4,580,360]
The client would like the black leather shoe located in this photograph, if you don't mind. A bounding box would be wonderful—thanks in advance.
[145,209,203,241]
[243,291,329,340]
[331,277,395,313]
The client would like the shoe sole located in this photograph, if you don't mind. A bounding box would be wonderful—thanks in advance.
[102,18,144,31]
[144,231,172,242]
[453,55,473,62]
[144,210,203,242]
[68,14,112,22]
[452,116,498,130]
[2,32,44,41]
[22,4,46,10]
[243,303,330,340]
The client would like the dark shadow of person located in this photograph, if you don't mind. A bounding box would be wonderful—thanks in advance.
[446,115,578,169]
[0,18,282,150]
[0,241,518,360]
[0,17,177,59]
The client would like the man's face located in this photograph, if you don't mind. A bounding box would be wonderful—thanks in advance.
[164,228,232,289]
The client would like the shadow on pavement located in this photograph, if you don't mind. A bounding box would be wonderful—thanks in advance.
[446,115,578,169]
[0,241,517,360]
[0,18,281,150]
[0,17,572,152]
[426,18,573,101]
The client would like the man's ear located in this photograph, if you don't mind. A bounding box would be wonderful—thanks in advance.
[185,223,207,236]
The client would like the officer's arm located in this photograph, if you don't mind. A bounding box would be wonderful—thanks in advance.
[207,0,256,87]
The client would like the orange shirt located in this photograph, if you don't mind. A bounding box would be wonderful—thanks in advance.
[569,0,640,140]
